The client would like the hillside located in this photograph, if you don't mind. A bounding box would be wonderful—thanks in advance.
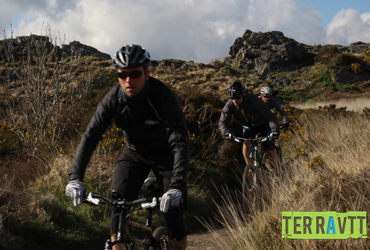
[1,30,370,107]
[0,30,369,249]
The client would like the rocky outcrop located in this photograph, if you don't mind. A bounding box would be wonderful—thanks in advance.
[229,30,315,75]
[229,30,370,78]
[61,41,111,59]
[0,35,111,61]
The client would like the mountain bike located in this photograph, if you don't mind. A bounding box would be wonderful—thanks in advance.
[233,135,275,209]
[84,177,168,250]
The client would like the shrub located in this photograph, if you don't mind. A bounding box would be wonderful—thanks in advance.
[2,28,94,154]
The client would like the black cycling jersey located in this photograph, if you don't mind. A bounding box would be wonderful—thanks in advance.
[219,92,279,137]
[69,77,189,192]
[258,95,289,124]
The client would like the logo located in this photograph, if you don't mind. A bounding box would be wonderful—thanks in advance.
[282,211,367,239]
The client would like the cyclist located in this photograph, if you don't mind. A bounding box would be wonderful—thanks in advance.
[218,81,280,171]
[259,86,289,127]
[66,44,188,250]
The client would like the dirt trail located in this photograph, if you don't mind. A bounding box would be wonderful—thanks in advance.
[186,229,231,250]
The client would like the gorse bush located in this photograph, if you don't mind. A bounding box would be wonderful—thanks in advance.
[0,122,22,155]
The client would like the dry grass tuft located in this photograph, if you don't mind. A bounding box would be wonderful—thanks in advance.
[207,108,370,249]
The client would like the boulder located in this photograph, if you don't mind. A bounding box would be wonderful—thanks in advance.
[0,35,111,61]
[229,30,316,75]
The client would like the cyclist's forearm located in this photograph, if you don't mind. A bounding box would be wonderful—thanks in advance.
[169,143,189,192]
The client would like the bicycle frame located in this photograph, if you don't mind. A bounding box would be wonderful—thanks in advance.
[233,136,269,197]
[234,136,269,167]
[84,179,167,250]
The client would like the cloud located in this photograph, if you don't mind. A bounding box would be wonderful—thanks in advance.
[1,0,368,63]
[326,9,370,45]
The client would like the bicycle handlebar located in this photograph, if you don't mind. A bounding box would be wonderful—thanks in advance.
[233,136,269,144]
[84,192,159,209]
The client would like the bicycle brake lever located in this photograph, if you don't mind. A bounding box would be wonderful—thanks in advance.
[86,192,100,205]
[234,137,243,143]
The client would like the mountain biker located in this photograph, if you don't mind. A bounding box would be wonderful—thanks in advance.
[219,81,280,171]
[259,86,289,127]
[66,44,188,250]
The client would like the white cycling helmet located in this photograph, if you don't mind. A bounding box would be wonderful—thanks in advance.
[260,86,273,95]
[113,44,151,68]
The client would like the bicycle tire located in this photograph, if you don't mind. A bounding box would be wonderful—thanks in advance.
[242,165,256,205]
[151,226,168,250]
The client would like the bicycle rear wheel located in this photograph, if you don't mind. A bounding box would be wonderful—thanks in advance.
[151,226,168,250]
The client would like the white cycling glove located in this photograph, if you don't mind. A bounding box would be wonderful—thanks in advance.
[224,133,234,141]
[66,179,85,207]
[268,132,279,141]
[160,189,182,213]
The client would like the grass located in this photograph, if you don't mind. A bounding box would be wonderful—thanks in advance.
[1,41,370,249]
[205,107,370,249]
[292,96,370,113]
[3,93,369,249]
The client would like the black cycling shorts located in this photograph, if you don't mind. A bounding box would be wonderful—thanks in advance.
[110,147,186,240]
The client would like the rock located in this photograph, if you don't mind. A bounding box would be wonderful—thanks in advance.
[348,42,370,53]
[334,68,370,86]
[229,30,315,75]
[0,35,111,61]
[62,41,111,59]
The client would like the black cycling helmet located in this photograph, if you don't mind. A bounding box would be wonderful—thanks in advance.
[228,81,245,99]
[113,44,151,68]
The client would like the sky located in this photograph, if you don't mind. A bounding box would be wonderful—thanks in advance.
[1,0,370,63]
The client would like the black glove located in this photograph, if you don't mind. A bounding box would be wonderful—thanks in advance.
[224,133,234,141]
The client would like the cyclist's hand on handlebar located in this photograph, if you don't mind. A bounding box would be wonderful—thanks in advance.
[268,131,279,141]
[160,189,182,213]
[224,133,234,141]
[66,179,85,207]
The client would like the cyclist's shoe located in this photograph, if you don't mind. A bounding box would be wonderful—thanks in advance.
[104,238,120,250]
[104,239,112,250]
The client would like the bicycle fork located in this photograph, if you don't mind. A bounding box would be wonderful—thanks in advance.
[142,208,154,249]
[117,210,130,246]
[251,144,259,190]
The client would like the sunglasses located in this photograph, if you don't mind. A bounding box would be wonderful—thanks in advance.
[117,69,145,79]
[262,95,271,98]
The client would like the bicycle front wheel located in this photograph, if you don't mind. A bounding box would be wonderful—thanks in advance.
[242,165,256,202]
[151,226,168,250]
